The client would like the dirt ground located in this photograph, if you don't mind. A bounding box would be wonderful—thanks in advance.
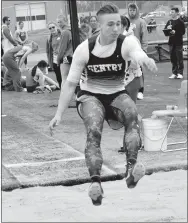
[2,170,187,222]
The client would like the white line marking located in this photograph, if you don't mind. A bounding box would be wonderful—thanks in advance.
[5,157,117,175]
[1,115,7,117]
[4,157,85,168]
[3,118,117,175]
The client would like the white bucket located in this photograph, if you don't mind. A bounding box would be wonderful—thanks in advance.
[142,118,167,152]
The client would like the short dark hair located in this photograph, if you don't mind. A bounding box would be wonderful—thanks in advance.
[128,3,137,10]
[96,3,119,16]
[3,16,10,23]
[18,21,24,25]
[121,15,130,30]
[31,60,48,77]
[171,7,179,13]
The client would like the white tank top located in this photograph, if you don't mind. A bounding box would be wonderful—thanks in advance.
[2,24,14,53]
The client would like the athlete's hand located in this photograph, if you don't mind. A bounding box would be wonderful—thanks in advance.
[143,58,158,73]
[49,115,61,136]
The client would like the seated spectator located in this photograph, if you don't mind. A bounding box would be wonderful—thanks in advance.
[25,60,60,93]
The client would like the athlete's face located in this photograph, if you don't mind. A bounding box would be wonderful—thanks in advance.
[98,13,121,41]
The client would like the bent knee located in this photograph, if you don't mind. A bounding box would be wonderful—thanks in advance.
[87,126,102,142]
[123,104,138,123]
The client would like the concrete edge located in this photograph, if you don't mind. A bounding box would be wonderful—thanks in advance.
[2,161,187,192]
[1,164,21,191]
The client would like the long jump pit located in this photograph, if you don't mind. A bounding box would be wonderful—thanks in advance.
[2,115,118,191]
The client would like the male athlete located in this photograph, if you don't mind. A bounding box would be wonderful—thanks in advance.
[49,4,157,206]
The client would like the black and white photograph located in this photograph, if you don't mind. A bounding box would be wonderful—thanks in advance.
[1,0,187,222]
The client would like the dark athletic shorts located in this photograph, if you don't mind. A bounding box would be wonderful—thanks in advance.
[76,89,130,130]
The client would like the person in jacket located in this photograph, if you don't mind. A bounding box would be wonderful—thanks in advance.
[165,7,185,79]
[46,22,62,88]
[127,3,148,100]
[56,15,73,87]
[2,16,18,54]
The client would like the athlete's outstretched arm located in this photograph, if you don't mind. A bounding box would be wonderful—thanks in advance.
[122,35,157,72]
[49,40,89,135]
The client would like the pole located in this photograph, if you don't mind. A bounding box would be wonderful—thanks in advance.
[68,0,80,51]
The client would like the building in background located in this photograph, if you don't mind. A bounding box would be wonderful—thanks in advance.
[2,1,67,32]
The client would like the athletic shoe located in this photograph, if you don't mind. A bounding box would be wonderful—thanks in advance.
[176,74,183,79]
[88,182,104,206]
[137,92,144,100]
[169,74,177,79]
[125,162,145,189]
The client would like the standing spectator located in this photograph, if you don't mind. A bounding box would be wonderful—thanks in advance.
[46,22,62,88]
[127,3,148,100]
[1,16,18,54]
[165,7,185,79]
[121,15,142,103]
[56,14,73,87]
[14,21,28,45]
[79,23,92,42]
[14,21,29,68]
[89,16,98,34]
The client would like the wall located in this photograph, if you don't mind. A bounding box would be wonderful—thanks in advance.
[45,1,66,24]
[2,1,17,33]
[2,1,66,33]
